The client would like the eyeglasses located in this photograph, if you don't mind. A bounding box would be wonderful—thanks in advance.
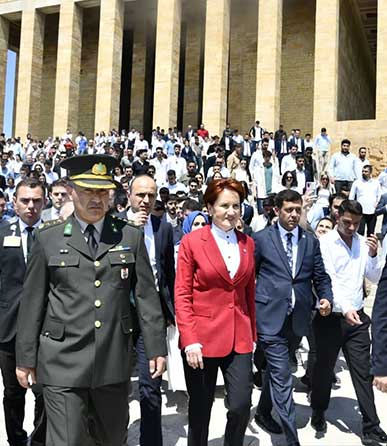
[286,176,293,180]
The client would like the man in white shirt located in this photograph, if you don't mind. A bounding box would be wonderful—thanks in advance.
[292,154,306,194]
[349,165,380,236]
[134,133,150,154]
[310,199,387,444]
[150,147,168,187]
[167,144,187,180]
[281,145,298,174]
[162,170,187,194]
[314,127,332,176]
[354,146,370,180]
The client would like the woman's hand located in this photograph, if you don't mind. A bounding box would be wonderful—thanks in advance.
[186,347,204,370]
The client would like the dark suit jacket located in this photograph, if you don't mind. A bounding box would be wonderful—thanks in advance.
[376,193,387,238]
[275,139,289,157]
[16,214,167,387]
[253,224,333,337]
[242,202,254,226]
[372,261,387,375]
[0,221,25,343]
[288,136,305,153]
[150,215,175,322]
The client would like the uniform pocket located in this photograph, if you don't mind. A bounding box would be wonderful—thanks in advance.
[41,317,65,341]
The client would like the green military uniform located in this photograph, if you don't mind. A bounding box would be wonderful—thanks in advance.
[15,155,167,446]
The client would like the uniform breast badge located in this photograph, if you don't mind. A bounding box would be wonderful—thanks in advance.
[121,268,129,280]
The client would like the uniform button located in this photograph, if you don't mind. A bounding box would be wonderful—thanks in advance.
[44,331,50,337]
[228,304,234,309]
[94,280,101,287]
[120,254,125,259]
[94,260,100,267]
[94,299,102,308]
[95,320,102,329]
[60,261,65,267]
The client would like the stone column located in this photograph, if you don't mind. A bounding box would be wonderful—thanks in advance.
[255,0,282,132]
[14,7,45,139]
[130,12,147,131]
[376,0,387,119]
[0,16,9,133]
[53,0,83,137]
[202,0,230,136]
[94,0,124,133]
[153,0,182,130]
[313,0,339,132]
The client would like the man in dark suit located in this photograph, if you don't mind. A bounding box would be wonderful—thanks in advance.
[372,261,387,393]
[375,192,387,239]
[253,189,333,446]
[288,129,305,154]
[15,155,167,446]
[0,178,47,446]
[41,179,70,222]
[127,174,175,446]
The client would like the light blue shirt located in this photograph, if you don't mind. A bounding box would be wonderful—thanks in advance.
[315,134,332,152]
[329,152,357,181]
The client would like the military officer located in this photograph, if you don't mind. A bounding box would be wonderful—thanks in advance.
[15,155,167,446]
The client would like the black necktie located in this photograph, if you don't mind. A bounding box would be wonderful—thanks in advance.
[86,224,98,258]
[286,233,293,272]
[25,226,34,259]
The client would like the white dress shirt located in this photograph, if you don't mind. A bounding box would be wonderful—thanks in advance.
[211,224,240,279]
[319,229,382,315]
[281,154,297,173]
[354,157,370,180]
[349,178,380,215]
[126,209,158,289]
[19,218,42,262]
[278,223,299,308]
[295,168,306,194]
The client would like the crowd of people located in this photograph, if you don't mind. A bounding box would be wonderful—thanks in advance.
[1,121,387,446]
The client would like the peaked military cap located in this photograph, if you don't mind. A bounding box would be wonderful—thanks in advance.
[60,154,119,189]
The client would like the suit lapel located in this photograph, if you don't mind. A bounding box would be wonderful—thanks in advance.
[295,228,307,277]
[270,225,292,276]
[202,226,232,285]
[232,231,249,284]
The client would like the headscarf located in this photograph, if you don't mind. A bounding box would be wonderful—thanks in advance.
[182,210,209,235]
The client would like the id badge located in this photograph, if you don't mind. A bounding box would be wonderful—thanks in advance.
[3,235,21,247]
[121,268,129,280]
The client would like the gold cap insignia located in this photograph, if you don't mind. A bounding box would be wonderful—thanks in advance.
[92,163,107,176]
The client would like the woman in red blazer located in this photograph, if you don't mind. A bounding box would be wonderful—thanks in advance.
[175,178,256,446]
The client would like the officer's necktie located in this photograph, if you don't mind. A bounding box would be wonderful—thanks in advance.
[25,226,34,259]
[86,224,98,259]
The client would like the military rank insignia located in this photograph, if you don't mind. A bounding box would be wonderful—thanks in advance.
[121,268,129,280]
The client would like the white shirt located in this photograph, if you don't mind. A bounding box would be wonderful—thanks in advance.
[349,178,380,215]
[19,218,42,262]
[126,209,158,289]
[150,157,169,186]
[278,223,299,307]
[319,229,382,315]
[167,155,187,179]
[295,169,306,194]
[211,224,240,279]
[354,157,370,180]
[281,154,297,173]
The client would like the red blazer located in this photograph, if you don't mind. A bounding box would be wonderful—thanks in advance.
[175,225,256,358]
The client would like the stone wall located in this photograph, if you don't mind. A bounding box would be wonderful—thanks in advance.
[279,0,316,135]
[78,6,99,139]
[337,0,375,121]
[39,13,58,140]
[227,0,257,134]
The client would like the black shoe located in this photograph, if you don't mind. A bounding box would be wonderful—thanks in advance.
[300,374,311,388]
[362,426,387,444]
[311,410,327,433]
[254,411,283,434]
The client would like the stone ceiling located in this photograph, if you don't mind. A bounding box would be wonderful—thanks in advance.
[356,0,377,62]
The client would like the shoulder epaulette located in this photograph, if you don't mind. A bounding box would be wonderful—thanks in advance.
[38,217,67,231]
